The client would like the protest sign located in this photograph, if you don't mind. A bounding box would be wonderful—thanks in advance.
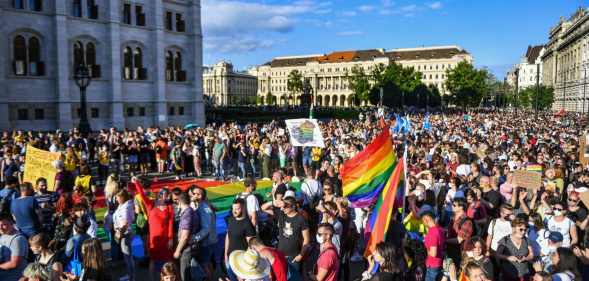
[581,134,589,165]
[513,170,542,190]
[23,145,61,191]
[285,119,325,148]
[580,191,589,210]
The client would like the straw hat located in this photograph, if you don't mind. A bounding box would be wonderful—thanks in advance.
[229,249,271,280]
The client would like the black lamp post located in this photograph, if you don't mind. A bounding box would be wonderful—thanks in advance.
[74,64,92,137]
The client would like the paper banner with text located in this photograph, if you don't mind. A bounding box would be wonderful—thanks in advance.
[513,170,542,190]
[580,191,589,210]
[23,145,61,191]
[581,134,589,165]
[285,118,325,148]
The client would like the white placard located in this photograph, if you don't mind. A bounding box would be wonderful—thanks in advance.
[285,119,325,148]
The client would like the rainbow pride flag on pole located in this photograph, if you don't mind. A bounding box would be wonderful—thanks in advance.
[342,127,405,256]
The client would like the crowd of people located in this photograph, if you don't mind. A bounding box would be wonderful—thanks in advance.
[0,109,589,281]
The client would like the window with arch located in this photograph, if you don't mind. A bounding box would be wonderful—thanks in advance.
[12,34,44,76]
[165,49,185,82]
[123,45,147,80]
[72,41,100,78]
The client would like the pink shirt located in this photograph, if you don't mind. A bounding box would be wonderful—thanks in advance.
[316,245,339,281]
[424,225,445,268]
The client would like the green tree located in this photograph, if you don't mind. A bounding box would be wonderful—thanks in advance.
[346,65,371,106]
[366,62,422,107]
[444,61,490,108]
[265,92,276,105]
[518,86,555,110]
[287,70,303,105]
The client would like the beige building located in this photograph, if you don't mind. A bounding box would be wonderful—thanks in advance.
[507,45,545,90]
[249,45,472,106]
[203,61,257,106]
[542,8,589,112]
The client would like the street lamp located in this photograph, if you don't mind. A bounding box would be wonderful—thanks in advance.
[74,64,92,137]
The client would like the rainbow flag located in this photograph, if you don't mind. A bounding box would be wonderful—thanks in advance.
[527,164,543,173]
[341,127,405,256]
[342,127,397,208]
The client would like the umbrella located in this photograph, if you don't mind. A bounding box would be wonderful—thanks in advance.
[184,123,200,130]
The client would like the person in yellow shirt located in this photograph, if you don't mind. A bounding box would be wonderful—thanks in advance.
[98,145,110,182]
[311,147,322,170]
[64,147,79,174]
[74,164,96,195]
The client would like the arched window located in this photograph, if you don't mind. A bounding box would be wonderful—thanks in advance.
[133,47,144,79]
[340,95,345,107]
[123,47,133,80]
[28,37,40,75]
[86,43,96,66]
[13,35,27,75]
[174,52,182,76]
[332,95,338,107]
[325,95,330,106]
[73,41,84,67]
[166,51,173,81]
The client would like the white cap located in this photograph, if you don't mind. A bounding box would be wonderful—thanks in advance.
[284,190,296,199]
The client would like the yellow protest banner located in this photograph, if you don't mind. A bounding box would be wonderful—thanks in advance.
[23,145,61,191]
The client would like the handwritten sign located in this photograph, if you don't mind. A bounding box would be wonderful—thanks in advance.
[581,135,589,165]
[580,191,589,209]
[513,170,542,190]
[23,145,61,191]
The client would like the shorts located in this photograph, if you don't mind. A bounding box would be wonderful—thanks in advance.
[302,155,311,167]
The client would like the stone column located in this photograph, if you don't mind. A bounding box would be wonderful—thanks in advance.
[0,6,8,130]
[154,0,168,127]
[55,1,74,130]
[191,0,205,125]
[106,1,124,128]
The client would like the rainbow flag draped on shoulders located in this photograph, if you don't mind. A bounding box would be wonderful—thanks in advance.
[342,126,405,256]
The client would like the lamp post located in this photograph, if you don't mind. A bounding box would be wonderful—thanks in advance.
[74,64,92,137]
[535,63,540,118]
[584,64,588,119]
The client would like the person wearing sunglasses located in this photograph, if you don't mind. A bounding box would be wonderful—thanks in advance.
[566,191,588,241]
[546,200,578,248]
[494,217,534,281]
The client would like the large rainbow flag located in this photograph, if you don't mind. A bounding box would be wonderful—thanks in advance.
[342,127,405,256]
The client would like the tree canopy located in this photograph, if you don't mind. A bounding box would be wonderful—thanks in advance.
[444,61,491,107]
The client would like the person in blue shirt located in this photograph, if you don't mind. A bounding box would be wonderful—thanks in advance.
[10,182,40,238]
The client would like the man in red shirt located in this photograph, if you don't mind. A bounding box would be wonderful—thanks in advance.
[248,237,288,281]
[310,223,339,281]
[420,207,445,281]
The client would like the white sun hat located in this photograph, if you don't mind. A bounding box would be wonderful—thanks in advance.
[229,249,271,280]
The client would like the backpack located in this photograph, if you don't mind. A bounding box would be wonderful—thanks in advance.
[458,215,481,240]
[0,188,16,215]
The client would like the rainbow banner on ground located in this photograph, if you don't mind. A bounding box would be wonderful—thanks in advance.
[342,127,405,256]
[138,179,301,235]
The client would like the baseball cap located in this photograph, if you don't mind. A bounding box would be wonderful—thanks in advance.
[548,231,563,243]
[418,204,435,218]
[284,190,296,199]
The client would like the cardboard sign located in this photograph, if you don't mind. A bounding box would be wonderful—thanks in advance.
[580,191,589,210]
[581,134,589,165]
[23,145,61,191]
[513,170,542,190]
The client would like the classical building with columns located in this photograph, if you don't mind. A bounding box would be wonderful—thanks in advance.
[542,7,589,112]
[249,45,472,107]
[0,0,205,131]
[203,61,257,106]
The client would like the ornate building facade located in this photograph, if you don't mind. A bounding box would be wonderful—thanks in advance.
[249,45,472,106]
[203,61,257,106]
[542,8,589,112]
[0,0,205,130]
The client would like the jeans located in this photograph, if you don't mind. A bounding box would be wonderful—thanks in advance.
[286,256,301,272]
[249,158,257,177]
[225,261,238,281]
[120,236,135,281]
[238,161,246,178]
[180,248,193,281]
[425,267,441,281]
[213,159,224,178]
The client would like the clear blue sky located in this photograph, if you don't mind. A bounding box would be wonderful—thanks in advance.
[202,0,583,79]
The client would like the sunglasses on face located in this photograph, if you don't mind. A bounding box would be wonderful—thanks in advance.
[568,198,579,203]
[553,208,564,211]
[516,227,528,232]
